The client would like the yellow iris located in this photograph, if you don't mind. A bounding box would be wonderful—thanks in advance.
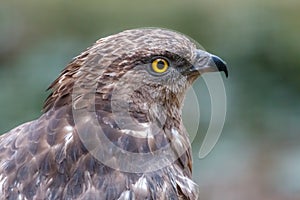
[151,58,169,73]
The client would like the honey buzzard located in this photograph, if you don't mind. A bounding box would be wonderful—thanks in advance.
[0,28,227,199]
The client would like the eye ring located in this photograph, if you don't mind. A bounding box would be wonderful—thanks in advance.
[151,58,169,73]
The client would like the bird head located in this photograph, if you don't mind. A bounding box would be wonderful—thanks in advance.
[44,28,227,121]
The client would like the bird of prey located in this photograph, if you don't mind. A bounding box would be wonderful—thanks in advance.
[0,28,227,200]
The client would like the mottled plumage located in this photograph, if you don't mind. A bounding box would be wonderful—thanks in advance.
[0,28,227,199]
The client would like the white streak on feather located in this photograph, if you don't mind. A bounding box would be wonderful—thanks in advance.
[18,194,27,200]
[120,129,148,138]
[64,125,73,132]
[132,176,148,194]
[171,128,185,149]
[175,174,199,197]
[0,174,7,194]
[120,123,151,138]
[36,175,41,185]
[64,131,73,146]
[118,190,134,200]
[58,74,66,84]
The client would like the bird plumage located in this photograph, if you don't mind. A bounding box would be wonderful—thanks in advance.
[0,28,227,199]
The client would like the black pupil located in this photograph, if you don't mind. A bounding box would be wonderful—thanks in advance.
[157,60,166,69]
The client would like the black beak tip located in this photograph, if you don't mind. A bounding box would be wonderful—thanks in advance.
[212,55,228,78]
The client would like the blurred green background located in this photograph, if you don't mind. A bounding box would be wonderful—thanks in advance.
[1,0,299,199]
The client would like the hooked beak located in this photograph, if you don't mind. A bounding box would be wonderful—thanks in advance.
[188,50,228,78]
[210,55,228,77]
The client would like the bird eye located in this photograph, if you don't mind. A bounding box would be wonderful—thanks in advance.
[151,58,169,73]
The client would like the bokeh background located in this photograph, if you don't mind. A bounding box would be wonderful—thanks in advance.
[1,0,299,199]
